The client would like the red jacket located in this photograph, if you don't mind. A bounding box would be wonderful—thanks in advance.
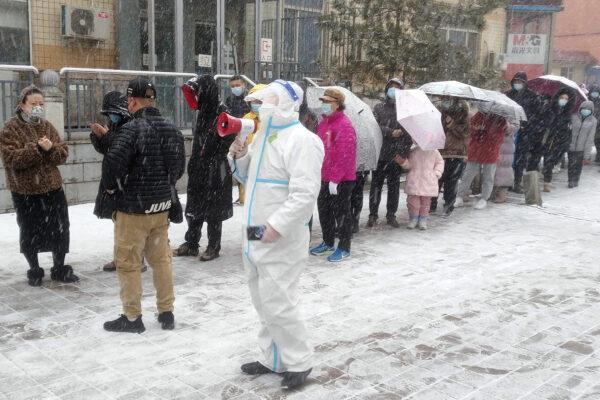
[467,112,507,164]
[317,111,357,183]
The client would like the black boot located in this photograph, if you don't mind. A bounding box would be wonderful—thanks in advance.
[366,215,377,228]
[173,242,199,257]
[430,198,438,213]
[241,361,275,375]
[27,268,44,287]
[443,204,454,217]
[104,315,145,333]
[157,311,175,330]
[199,247,220,262]
[50,265,79,283]
[512,182,524,194]
[281,368,312,389]
[386,215,400,228]
[352,219,359,234]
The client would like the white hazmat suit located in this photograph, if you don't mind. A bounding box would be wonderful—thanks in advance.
[229,80,324,373]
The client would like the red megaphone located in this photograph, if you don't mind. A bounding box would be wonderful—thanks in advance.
[217,112,257,143]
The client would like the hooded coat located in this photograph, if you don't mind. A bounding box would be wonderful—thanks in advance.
[440,100,470,158]
[372,78,413,162]
[505,72,542,137]
[467,112,508,164]
[570,101,597,159]
[588,84,600,140]
[186,75,235,221]
[531,88,575,155]
[399,147,444,197]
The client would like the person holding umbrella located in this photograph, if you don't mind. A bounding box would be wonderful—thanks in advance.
[505,72,542,193]
[455,111,508,210]
[367,78,412,229]
[310,88,357,262]
[526,89,575,192]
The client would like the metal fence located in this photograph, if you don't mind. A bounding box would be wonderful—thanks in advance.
[0,65,38,128]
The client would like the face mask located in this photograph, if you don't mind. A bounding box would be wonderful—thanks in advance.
[386,88,396,100]
[321,103,333,116]
[441,100,452,110]
[558,98,568,107]
[31,105,45,120]
[250,103,261,114]
[109,114,122,124]
[513,83,524,91]
[591,92,600,99]
[258,103,276,121]
[231,87,244,97]
[581,109,592,118]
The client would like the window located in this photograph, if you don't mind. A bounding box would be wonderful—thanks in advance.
[0,0,30,65]
[560,66,574,80]
[440,27,479,57]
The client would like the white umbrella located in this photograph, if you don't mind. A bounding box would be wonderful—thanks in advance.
[307,86,382,171]
[473,89,527,124]
[395,89,445,151]
[419,81,491,101]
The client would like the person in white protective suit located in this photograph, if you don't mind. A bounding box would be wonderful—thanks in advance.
[228,80,324,389]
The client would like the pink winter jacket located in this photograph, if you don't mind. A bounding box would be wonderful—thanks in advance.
[317,111,357,183]
[398,147,445,197]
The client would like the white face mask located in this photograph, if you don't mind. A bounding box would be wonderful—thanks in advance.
[258,103,276,122]
[31,105,45,120]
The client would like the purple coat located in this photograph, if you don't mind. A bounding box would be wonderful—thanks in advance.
[317,111,357,183]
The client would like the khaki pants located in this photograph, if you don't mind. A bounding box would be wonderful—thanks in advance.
[114,211,174,319]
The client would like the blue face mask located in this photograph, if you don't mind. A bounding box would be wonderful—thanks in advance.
[558,98,568,107]
[513,83,524,91]
[591,92,600,99]
[441,100,452,109]
[581,109,592,118]
[251,103,261,114]
[108,114,122,124]
[231,86,244,97]
[321,103,333,116]
[386,87,396,100]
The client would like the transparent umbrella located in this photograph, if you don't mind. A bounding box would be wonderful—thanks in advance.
[473,89,527,124]
[307,86,382,171]
[419,81,492,101]
[395,89,445,151]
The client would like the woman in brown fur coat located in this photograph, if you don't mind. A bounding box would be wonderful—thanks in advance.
[0,85,78,286]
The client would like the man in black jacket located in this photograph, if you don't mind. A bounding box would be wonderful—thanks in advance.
[367,78,412,228]
[102,78,185,334]
[225,75,250,118]
[505,72,542,193]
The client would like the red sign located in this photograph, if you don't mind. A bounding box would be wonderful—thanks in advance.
[97,11,109,19]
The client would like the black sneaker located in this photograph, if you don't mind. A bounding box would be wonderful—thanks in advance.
[50,265,79,283]
[241,361,274,375]
[386,216,400,228]
[366,215,377,228]
[27,268,44,287]
[443,204,454,217]
[157,311,175,330]
[281,368,312,389]
[104,315,145,333]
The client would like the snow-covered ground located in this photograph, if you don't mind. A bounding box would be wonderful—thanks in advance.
[1,166,599,400]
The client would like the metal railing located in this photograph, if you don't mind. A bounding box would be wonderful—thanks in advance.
[59,68,198,135]
[0,65,39,127]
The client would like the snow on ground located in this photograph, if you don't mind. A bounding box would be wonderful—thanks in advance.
[1,166,600,400]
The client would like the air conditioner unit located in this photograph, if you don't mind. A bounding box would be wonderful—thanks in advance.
[61,5,111,41]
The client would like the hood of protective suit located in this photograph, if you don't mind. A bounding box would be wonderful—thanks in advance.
[245,80,303,126]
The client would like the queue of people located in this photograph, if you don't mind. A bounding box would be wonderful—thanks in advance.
[1,72,598,390]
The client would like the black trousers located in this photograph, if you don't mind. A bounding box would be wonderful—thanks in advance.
[513,135,528,185]
[595,138,600,163]
[431,158,466,211]
[318,181,355,252]
[543,137,570,183]
[369,160,402,218]
[184,216,222,251]
[568,151,584,185]
[351,171,369,224]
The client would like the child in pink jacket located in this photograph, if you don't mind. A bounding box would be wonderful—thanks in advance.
[394,145,444,230]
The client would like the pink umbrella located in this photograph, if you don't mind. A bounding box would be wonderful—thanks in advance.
[527,75,588,113]
[395,89,445,151]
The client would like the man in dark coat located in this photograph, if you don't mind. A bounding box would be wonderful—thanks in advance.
[505,71,542,193]
[588,84,600,163]
[367,78,412,228]
[173,75,235,261]
[103,77,185,333]
[225,75,250,118]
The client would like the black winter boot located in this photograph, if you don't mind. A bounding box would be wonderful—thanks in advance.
[386,215,400,228]
[241,361,275,375]
[50,265,79,283]
[199,247,220,262]
[366,215,377,228]
[281,368,312,389]
[430,198,438,213]
[173,242,199,257]
[27,268,44,287]
[104,315,145,333]
[157,311,175,330]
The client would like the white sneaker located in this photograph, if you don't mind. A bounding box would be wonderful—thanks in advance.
[417,219,428,230]
[454,197,464,207]
[406,218,418,229]
[474,199,487,210]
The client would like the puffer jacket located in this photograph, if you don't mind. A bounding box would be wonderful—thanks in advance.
[399,147,444,197]
[372,79,413,161]
[104,107,185,214]
[505,72,542,136]
[570,101,597,159]
[494,123,517,187]
[317,110,357,183]
[440,100,470,158]
[587,84,600,140]
[467,112,507,164]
